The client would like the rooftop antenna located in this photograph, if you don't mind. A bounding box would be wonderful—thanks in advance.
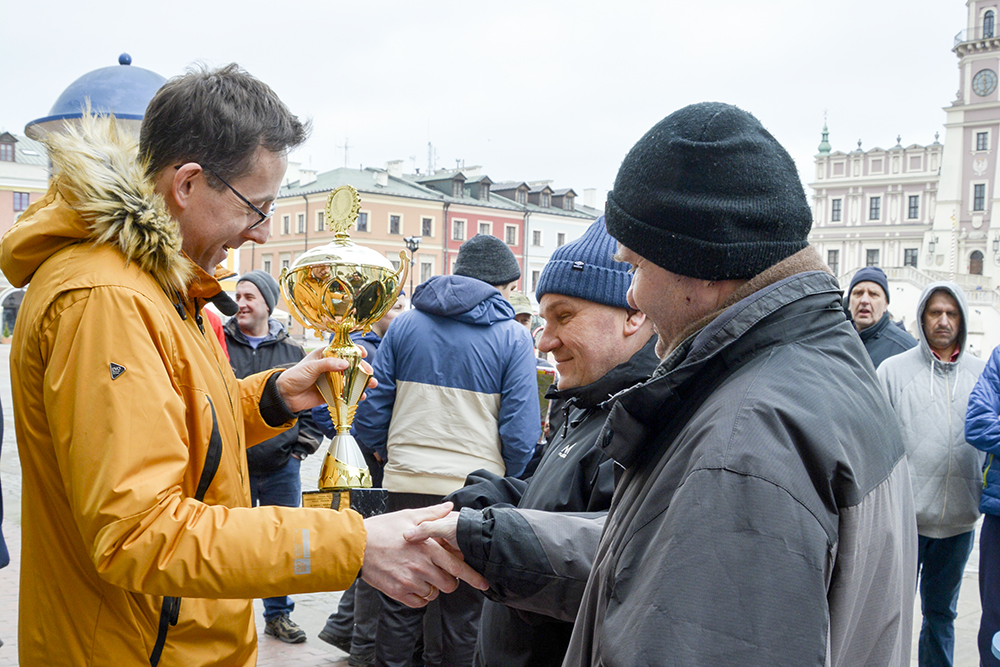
[336,137,353,168]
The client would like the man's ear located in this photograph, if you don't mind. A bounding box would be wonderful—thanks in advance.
[622,308,646,337]
[163,162,204,215]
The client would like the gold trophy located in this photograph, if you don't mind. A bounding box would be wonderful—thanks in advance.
[280,185,407,509]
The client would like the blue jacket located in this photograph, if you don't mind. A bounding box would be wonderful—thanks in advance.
[966,343,1000,516]
[355,275,541,495]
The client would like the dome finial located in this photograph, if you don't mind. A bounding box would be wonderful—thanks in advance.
[119,53,132,66]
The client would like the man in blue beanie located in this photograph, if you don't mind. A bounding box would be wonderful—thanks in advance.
[434,217,658,667]
[409,102,917,666]
[847,266,917,368]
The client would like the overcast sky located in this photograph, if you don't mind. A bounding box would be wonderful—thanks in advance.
[1,0,965,207]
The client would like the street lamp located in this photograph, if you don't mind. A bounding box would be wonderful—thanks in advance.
[404,236,421,302]
[928,235,938,255]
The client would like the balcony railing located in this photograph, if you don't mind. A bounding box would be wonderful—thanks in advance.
[956,25,997,47]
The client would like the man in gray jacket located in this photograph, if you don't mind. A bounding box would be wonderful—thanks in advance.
[878,282,985,667]
[410,102,918,666]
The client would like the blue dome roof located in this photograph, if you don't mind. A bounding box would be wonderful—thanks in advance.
[25,54,166,138]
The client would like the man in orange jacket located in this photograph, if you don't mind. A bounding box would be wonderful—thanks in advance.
[1,64,485,667]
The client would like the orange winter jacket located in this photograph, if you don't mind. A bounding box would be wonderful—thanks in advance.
[1,117,365,666]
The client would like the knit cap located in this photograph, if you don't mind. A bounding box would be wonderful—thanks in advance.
[238,270,280,314]
[848,266,890,304]
[535,216,631,309]
[453,234,521,285]
[604,102,812,280]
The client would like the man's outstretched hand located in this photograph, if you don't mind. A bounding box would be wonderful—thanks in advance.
[363,502,487,608]
[403,510,460,552]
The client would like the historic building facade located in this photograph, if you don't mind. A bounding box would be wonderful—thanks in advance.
[810,0,1000,352]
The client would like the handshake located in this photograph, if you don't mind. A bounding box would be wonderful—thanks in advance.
[361,503,473,608]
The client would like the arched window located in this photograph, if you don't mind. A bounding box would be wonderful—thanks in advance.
[985,10,995,38]
[970,250,984,275]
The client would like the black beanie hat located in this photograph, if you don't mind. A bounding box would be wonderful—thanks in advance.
[848,266,890,304]
[238,270,280,314]
[604,102,813,280]
[453,234,521,285]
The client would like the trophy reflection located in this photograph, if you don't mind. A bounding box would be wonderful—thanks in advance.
[280,185,407,499]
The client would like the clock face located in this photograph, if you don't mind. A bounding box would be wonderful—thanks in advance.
[974,68,998,97]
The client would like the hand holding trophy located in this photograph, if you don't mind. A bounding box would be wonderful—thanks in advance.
[280,185,407,513]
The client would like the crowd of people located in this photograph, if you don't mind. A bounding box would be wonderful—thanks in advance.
[6,62,1000,667]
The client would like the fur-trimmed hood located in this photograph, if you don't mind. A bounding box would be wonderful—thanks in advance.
[1,113,193,295]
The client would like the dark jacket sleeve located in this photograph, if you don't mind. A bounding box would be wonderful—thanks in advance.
[456,507,604,622]
[445,469,528,510]
[292,408,323,458]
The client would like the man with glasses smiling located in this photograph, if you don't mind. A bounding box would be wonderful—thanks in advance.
[0,64,485,667]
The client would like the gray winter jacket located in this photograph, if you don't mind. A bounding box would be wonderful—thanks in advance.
[469,250,918,666]
[877,282,986,539]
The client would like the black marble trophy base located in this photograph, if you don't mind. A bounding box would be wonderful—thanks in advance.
[302,488,389,519]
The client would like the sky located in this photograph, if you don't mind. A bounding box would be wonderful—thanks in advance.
[0,0,967,209]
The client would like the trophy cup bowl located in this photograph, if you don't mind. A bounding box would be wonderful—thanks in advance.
[280,185,407,504]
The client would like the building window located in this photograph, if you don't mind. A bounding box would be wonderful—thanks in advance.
[975,184,987,211]
[866,249,880,267]
[505,225,517,246]
[869,197,881,220]
[282,215,290,235]
[390,259,400,271]
[516,190,527,205]
[563,195,575,211]
[978,131,990,151]
[479,222,491,236]
[0,143,13,162]
[541,193,551,208]
[421,217,433,237]
[13,192,30,212]
[908,195,920,219]
[904,248,918,267]
[357,212,369,233]
[297,213,305,234]
[987,9,996,38]
[316,210,325,232]
[557,232,566,247]
[420,260,433,283]
[971,250,985,275]
[827,249,839,276]
[532,230,542,246]
[831,198,842,222]
[389,215,401,235]
[452,180,464,197]
[281,255,291,271]
[531,270,540,289]
[263,256,272,274]
[479,183,490,201]
[453,219,465,241]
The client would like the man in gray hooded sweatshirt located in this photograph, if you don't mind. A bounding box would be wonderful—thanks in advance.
[877,281,986,667]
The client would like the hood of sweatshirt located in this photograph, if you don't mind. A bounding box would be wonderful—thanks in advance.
[411,274,515,325]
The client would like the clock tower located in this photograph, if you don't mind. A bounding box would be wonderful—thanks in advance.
[934,1,1000,277]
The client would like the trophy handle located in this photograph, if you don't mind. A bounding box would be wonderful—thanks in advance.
[278,266,319,336]
[395,250,410,299]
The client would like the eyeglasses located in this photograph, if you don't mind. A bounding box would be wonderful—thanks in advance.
[207,169,275,230]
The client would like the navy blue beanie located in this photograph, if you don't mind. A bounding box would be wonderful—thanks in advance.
[535,217,631,309]
[604,102,812,280]
[848,266,890,304]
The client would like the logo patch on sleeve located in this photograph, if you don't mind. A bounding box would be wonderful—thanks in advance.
[109,363,126,380]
